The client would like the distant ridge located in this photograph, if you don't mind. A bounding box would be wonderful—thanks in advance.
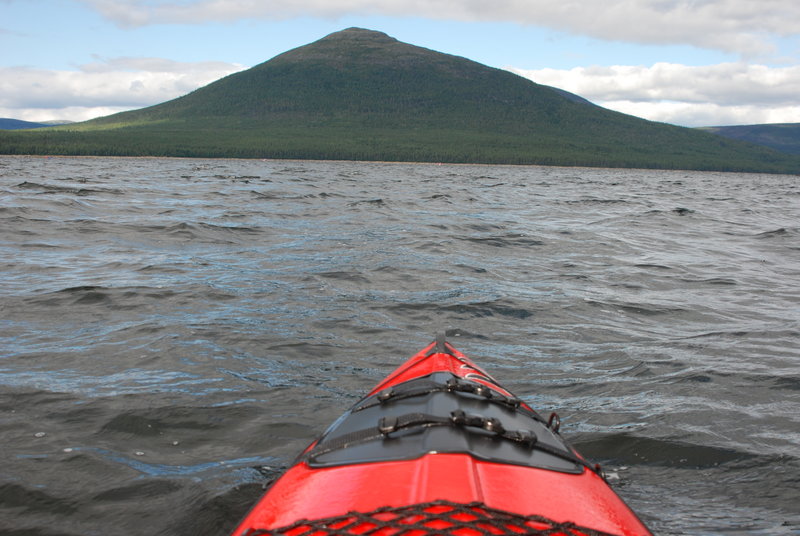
[2,28,799,173]
[699,123,800,155]
[0,118,50,130]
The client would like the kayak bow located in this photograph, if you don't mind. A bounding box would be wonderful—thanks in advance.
[231,336,652,536]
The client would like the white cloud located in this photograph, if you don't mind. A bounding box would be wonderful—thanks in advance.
[509,62,800,126]
[79,0,800,57]
[0,105,137,123]
[0,58,245,122]
[598,101,800,127]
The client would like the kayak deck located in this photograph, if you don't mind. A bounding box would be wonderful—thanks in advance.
[231,337,652,536]
[242,500,628,536]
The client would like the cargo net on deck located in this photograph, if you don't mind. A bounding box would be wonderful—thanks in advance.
[242,500,619,536]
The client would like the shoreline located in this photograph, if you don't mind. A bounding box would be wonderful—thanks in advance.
[0,154,790,176]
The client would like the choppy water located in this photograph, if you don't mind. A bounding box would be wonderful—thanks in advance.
[1,155,799,536]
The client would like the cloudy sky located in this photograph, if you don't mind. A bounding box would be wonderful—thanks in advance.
[2,0,799,127]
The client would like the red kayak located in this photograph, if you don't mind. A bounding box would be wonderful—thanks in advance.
[231,336,652,536]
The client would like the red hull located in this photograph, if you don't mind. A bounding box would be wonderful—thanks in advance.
[231,339,652,536]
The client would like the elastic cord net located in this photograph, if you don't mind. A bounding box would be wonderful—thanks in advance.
[242,500,619,536]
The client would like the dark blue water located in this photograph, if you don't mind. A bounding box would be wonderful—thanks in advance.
[1,156,799,535]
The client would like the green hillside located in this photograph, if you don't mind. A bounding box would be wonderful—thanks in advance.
[2,28,799,173]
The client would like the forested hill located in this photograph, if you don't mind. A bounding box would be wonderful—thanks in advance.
[2,28,799,173]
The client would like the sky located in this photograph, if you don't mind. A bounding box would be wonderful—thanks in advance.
[2,0,800,127]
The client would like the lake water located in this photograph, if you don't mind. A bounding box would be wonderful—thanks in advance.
[1,156,799,535]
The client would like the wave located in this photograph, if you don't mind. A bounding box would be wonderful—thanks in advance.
[92,479,182,502]
[678,276,737,285]
[347,198,386,207]
[0,482,78,515]
[317,271,371,284]
[15,181,123,196]
[682,327,800,341]
[581,298,689,317]
[459,233,544,248]
[385,298,534,320]
[561,198,630,205]
[573,433,763,469]
[23,285,181,308]
[754,227,792,239]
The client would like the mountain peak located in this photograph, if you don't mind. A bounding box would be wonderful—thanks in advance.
[268,27,440,69]
[320,27,397,44]
[31,28,798,173]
